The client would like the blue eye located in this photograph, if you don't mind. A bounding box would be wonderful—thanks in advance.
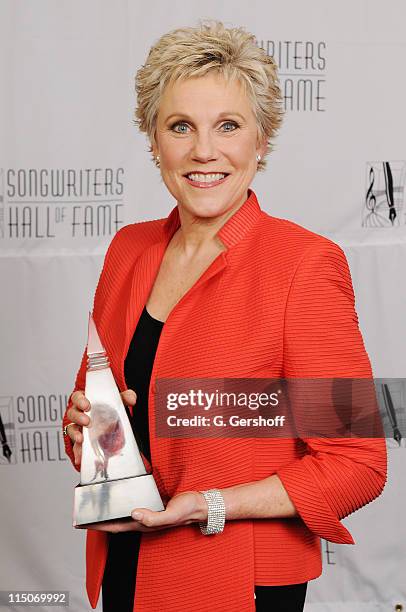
[221,121,238,132]
[172,122,189,133]
[170,120,239,133]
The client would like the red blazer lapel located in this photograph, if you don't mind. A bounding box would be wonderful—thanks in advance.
[117,241,168,390]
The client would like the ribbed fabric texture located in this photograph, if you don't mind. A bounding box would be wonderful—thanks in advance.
[63,190,387,612]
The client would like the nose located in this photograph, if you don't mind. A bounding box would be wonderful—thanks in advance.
[190,130,218,163]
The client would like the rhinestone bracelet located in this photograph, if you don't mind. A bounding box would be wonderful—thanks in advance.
[198,489,226,535]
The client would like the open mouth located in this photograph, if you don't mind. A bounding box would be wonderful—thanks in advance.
[183,172,230,188]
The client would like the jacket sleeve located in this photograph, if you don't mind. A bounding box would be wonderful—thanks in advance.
[276,239,387,544]
[62,227,127,472]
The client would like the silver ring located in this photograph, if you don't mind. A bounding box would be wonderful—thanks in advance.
[63,422,77,437]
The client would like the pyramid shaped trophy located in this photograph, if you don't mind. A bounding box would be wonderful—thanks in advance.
[73,313,164,527]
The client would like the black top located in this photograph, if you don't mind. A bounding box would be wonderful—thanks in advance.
[124,305,165,463]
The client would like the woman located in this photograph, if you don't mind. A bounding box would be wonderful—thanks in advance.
[63,21,387,612]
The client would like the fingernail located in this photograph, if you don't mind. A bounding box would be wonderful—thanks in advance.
[132,511,143,521]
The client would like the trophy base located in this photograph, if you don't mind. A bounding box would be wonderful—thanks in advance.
[73,473,165,528]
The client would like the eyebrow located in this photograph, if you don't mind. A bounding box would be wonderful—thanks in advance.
[165,111,246,122]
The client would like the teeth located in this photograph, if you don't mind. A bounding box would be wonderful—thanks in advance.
[187,173,226,183]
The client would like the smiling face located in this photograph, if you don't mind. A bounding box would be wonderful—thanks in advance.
[152,72,267,220]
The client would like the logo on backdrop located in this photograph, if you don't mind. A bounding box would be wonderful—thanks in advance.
[0,398,16,465]
[0,394,69,465]
[322,540,336,565]
[363,161,406,227]
[0,167,124,241]
[0,168,4,239]
[256,39,327,112]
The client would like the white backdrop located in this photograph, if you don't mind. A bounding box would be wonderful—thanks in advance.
[0,1,405,610]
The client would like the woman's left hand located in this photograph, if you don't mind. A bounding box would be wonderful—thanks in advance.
[81,491,208,534]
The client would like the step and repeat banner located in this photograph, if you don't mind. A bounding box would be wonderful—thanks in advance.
[0,1,405,610]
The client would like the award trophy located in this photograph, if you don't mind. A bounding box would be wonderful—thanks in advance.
[73,313,164,527]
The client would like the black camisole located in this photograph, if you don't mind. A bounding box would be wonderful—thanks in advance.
[123,305,165,463]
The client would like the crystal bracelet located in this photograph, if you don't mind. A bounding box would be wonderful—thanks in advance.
[198,489,226,535]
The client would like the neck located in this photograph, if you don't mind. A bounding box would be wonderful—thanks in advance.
[174,191,249,257]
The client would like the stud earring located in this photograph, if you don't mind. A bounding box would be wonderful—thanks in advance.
[155,155,160,167]
[256,154,261,162]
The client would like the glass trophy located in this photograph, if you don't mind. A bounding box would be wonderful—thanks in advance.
[73,313,164,527]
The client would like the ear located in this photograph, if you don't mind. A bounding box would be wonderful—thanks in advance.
[256,135,269,159]
[149,131,159,158]
[150,142,158,158]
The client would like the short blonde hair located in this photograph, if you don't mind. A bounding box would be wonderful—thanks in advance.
[134,21,284,171]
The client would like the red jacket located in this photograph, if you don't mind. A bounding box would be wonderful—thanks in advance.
[63,190,387,611]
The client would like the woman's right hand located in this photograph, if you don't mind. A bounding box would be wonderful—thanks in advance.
[66,389,137,467]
